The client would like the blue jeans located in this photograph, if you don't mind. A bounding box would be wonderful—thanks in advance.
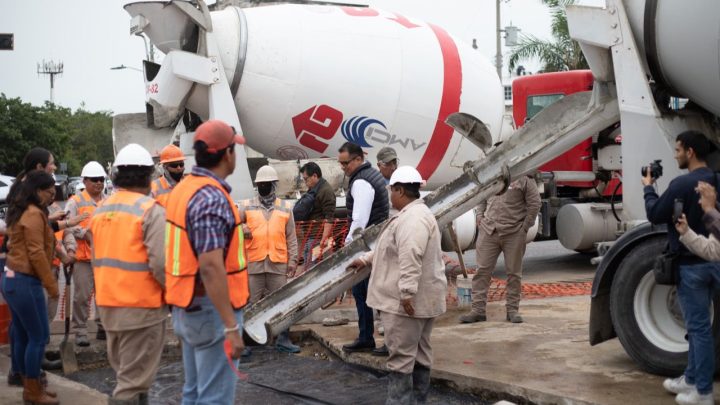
[678,262,720,395]
[352,277,375,344]
[172,296,244,405]
[302,238,317,269]
[1,271,49,379]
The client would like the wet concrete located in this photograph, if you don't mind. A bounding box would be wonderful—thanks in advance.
[306,296,720,405]
[59,340,485,404]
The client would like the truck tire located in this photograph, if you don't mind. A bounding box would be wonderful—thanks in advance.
[609,236,720,376]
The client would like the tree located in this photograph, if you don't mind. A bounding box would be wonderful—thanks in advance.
[508,0,588,73]
[0,94,113,176]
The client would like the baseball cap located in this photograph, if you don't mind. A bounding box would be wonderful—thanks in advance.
[376,147,398,164]
[193,120,246,153]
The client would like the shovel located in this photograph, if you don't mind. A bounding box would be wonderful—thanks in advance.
[59,264,78,375]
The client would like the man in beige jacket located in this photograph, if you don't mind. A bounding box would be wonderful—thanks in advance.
[349,166,446,405]
[460,175,540,324]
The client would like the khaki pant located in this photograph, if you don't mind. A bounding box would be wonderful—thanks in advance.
[472,228,526,315]
[249,273,287,305]
[106,320,166,400]
[47,266,60,323]
[72,261,100,337]
[382,311,434,374]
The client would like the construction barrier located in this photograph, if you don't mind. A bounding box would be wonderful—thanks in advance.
[295,219,349,275]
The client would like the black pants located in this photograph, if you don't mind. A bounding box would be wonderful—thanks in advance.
[352,277,374,343]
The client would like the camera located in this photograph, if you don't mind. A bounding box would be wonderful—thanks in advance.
[641,159,663,179]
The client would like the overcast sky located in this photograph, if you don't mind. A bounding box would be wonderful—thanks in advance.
[0,0,604,114]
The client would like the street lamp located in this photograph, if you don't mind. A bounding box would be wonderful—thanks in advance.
[110,65,142,72]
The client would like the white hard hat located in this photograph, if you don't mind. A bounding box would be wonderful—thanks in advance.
[389,166,425,186]
[255,165,279,182]
[114,143,154,167]
[80,161,107,178]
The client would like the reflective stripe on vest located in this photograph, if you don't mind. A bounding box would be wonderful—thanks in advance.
[242,199,291,264]
[151,177,172,208]
[90,190,162,308]
[52,229,63,267]
[70,190,97,262]
[164,174,249,309]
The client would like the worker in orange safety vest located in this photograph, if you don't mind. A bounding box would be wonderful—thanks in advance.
[151,144,186,207]
[90,143,166,405]
[241,165,300,354]
[165,120,249,404]
[65,160,107,346]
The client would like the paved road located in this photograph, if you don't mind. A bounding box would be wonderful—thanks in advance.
[450,239,598,284]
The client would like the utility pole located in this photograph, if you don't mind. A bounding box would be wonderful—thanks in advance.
[496,0,502,78]
[37,60,64,103]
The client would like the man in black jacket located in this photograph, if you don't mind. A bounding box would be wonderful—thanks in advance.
[338,142,389,353]
[644,130,716,405]
[297,162,336,266]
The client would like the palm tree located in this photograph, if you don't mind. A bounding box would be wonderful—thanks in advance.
[508,0,588,72]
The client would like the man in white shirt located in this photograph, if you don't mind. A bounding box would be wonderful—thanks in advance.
[338,142,389,353]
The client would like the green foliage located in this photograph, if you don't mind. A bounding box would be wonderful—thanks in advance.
[508,0,588,73]
[0,94,114,176]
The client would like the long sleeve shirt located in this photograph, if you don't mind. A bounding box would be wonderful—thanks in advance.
[364,199,447,318]
[345,179,375,244]
[644,167,717,257]
[477,175,541,236]
[48,202,76,255]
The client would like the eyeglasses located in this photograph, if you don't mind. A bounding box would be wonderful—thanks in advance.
[87,177,105,183]
[166,162,184,169]
[339,156,358,167]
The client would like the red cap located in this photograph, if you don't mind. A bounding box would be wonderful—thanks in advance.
[193,120,246,153]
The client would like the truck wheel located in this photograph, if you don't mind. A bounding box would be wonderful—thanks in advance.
[609,236,720,376]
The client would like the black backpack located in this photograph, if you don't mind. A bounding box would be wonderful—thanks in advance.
[293,188,317,222]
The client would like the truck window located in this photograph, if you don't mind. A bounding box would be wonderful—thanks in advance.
[527,94,563,121]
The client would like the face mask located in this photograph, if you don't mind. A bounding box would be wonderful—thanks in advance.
[257,182,273,197]
[169,171,184,182]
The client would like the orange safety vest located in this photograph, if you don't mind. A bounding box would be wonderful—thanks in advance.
[90,190,163,308]
[52,229,63,267]
[69,190,98,262]
[151,176,173,208]
[242,199,292,264]
[164,174,249,309]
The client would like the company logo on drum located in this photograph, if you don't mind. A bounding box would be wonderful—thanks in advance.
[292,105,428,153]
[292,104,344,154]
[341,116,384,148]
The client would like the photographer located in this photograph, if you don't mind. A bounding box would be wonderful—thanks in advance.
[644,130,716,405]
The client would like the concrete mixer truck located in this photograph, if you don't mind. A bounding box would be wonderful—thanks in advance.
[116,0,720,376]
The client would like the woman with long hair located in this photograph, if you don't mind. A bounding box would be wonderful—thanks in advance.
[1,170,60,404]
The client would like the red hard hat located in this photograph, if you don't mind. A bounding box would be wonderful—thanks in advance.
[159,144,185,164]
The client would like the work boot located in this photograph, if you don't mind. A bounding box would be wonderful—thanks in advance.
[675,389,714,405]
[96,325,107,341]
[76,335,90,347]
[7,371,22,387]
[506,313,524,324]
[458,312,486,324]
[137,392,149,405]
[386,371,413,405]
[22,378,59,405]
[342,339,375,353]
[275,331,301,354]
[664,375,695,395]
[412,364,431,403]
[39,371,57,398]
[41,357,62,371]
[372,344,389,357]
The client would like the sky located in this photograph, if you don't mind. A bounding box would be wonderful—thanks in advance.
[0,0,604,115]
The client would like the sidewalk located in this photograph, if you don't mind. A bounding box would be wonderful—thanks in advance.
[303,295,720,405]
[0,354,107,404]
